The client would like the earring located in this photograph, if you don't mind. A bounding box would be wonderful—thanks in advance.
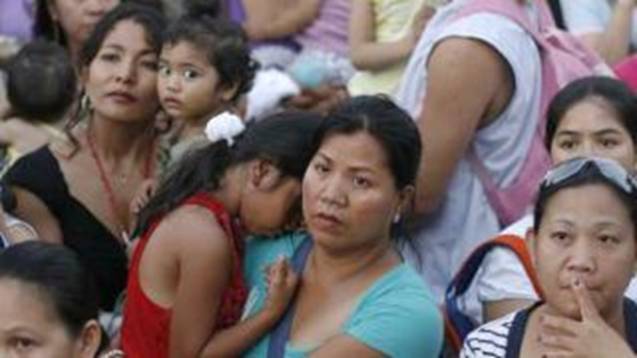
[393,213,401,224]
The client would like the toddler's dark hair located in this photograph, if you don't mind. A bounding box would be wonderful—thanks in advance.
[162,4,257,104]
[6,40,76,123]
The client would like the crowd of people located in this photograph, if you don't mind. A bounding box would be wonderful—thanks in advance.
[0,0,637,357]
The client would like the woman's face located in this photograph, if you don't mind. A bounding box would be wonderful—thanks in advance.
[530,184,636,320]
[0,279,100,358]
[551,98,636,170]
[49,0,119,47]
[158,41,228,123]
[84,19,160,123]
[303,132,408,251]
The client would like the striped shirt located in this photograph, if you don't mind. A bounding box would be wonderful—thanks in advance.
[461,300,637,358]
[460,311,516,358]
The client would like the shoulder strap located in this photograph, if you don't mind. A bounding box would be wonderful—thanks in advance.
[624,298,637,353]
[267,238,313,358]
[444,234,543,350]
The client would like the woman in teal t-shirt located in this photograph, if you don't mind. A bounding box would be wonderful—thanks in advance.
[242,96,443,357]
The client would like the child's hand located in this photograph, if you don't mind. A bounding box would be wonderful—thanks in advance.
[128,179,157,233]
[263,256,299,318]
[130,179,157,216]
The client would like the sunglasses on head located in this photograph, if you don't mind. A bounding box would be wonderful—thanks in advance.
[541,157,637,195]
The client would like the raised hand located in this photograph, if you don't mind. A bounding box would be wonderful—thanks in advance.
[538,277,635,358]
[263,256,300,318]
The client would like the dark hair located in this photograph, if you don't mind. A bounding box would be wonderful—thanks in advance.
[0,241,99,338]
[6,40,76,123]
[63,3,165,153]
[533,161,637,233]
[545,76,637,150]
[78,2,165,69]
[317,96,422,190]
[162,7,257,104]
[135,111,323,234]
[34,0,69,47]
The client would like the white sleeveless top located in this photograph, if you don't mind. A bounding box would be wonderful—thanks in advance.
[395,0,542,301]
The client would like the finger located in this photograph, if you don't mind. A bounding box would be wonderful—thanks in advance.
[540,314,580,336]
[542,352,573,358]
[538,332,577,352]
[571,277,600,321]
[268,256,287,284]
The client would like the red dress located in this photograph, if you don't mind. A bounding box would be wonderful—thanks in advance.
[121,192,248,358]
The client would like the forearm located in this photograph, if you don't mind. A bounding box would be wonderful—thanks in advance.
[200,310,278,357]
[245,1,318,41]
[350,38,413,71]
[598,0,634,64]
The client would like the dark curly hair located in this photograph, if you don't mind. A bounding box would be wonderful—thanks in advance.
[162,5,258,104]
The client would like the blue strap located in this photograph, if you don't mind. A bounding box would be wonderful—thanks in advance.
[267,238,313,358]
[445,237,535,342]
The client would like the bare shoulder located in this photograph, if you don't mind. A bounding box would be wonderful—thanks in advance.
[429,37,508,75]
[151,204,233,259]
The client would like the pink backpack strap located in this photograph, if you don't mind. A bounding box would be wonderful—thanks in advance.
[450,0,602,226]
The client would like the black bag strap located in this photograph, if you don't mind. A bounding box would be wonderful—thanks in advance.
[267,238,313,358]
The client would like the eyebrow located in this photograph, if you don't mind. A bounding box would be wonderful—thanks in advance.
[159,59,204,69]
[593,129,624,136]
[103,44,124,52]
[556,128,623,136]
[103,44,156,57]
[315,152,378,174]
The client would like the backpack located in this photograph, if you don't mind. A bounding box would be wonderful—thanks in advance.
[454,0,609,227]
[443,235,543,353]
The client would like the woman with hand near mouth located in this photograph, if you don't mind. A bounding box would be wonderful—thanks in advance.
[462,158,637,358]
[2,3,165,312]
[242,96,443,358]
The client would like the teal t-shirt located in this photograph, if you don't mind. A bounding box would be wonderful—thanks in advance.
[242,233,443,357]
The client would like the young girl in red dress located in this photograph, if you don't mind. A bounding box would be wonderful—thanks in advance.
[120,110,322,358]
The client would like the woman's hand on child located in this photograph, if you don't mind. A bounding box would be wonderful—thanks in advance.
[263,256,299,319]
[538,277,636,358]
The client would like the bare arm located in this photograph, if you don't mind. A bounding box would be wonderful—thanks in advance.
[577,0,635,64]
[483,298,534,322]
[201,257,297,357]
[165,209,295,358]
[411,38,513,215]
[243,0,321,41]
[349,0,434,71]
[310,335,384,358]
[10,187,63,243]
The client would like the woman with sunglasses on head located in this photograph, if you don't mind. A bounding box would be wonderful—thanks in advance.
[461,157,637,358]
[463,76,637,325]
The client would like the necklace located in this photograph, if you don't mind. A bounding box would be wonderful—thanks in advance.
[85,128,155,245]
